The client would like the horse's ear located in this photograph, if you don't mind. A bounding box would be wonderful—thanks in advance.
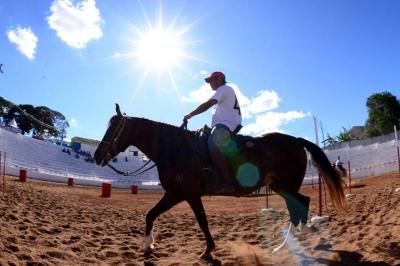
[115,103,122,116]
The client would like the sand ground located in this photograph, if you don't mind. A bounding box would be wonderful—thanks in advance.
[1,173,400,265]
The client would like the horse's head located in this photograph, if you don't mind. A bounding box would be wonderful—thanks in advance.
[94,103,127,166]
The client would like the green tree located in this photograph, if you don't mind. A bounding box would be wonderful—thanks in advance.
[364,92,400,137]
[322,133,338,146]
[32,106,64,137]
[337,127,353,142]
[0,96,13,122]
[4,104,35,134]
[0,96,70,138]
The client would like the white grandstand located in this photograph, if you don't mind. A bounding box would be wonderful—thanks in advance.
[0,127,160,189]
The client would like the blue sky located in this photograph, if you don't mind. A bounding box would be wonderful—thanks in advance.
[0,0,399,145]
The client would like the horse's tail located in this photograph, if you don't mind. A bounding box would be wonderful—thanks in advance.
[297,137,345,210]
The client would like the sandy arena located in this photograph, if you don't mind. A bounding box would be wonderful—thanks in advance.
[1,174,399,265]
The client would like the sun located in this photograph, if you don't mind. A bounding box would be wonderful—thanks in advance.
[127,6,206,90]
[109,6,206,94]
[136,27,184,71]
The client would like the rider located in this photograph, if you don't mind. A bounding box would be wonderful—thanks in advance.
[183,71,242,193]
[335,156,345,172]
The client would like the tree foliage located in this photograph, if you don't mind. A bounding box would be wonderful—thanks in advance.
[337,127,354,142]
[364,91,400,137]
[0,96,69,138]
[322,133,338,146]
[323,127,358,146]
[0,96,13,118]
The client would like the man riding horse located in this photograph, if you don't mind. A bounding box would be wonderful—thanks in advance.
[94,89,345,260]
[184,71,242,194]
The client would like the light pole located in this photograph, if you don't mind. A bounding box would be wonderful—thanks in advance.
[394,125,400,178]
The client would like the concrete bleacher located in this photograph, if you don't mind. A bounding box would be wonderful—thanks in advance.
[1,126,398,188]
[0,127,160,189]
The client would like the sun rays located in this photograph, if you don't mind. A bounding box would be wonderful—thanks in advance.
[107,4,208,98]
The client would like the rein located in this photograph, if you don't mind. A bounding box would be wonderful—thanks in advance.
[102,116,157,176]
[107,159,156,176]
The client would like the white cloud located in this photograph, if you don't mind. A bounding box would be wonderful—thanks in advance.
[7,26,38,60]
[241,111,309,136]
[181,83,213,103]
[192,70,210,80]
[113,52,121,58]
[47,0,103,49]
[199,70,208,76]
[244,90,281,114]
[69,118,78,127]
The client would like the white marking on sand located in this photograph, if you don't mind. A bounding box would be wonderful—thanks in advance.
[310,216,330,225]
[346,193,355,199]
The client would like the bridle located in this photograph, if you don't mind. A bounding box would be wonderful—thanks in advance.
[101,116,127,162]
[100,116,189,176]
[100,116,156,176]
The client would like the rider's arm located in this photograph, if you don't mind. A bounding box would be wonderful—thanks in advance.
[185,99,217,120]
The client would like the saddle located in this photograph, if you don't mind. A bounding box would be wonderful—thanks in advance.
[192,125,258,196]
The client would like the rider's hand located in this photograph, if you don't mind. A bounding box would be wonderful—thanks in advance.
[183,114,192,121]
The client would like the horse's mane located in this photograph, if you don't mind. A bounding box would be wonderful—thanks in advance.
[109,115,186,131]
[126,116,194,137]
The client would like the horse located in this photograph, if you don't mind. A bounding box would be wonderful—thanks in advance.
[94,104,345,260]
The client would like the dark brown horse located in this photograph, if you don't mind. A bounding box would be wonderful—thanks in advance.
[94,104,345,260]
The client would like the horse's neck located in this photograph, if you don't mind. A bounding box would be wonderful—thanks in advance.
[126,118,171,163]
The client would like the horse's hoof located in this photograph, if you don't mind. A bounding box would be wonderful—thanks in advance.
[199,251,213,261]
[144,246,154,255]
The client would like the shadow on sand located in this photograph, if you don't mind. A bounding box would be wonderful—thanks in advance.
[313,243,391,266]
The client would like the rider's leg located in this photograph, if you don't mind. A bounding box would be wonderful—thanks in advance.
[208,124,235,193]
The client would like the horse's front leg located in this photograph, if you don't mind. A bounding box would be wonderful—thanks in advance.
[144,193,181,253]
[187,196,215,261]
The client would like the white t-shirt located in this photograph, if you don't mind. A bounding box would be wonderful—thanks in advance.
[210,84,242,132]
[335,159,343,166]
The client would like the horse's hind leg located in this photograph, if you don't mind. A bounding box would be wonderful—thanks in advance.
[144,193,181,253]
[187,197,215,261]
[283,192,310,227]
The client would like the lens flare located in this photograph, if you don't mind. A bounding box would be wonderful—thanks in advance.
[236,163,260,187]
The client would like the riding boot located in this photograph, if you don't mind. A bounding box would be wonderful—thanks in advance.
[209,149,235,194]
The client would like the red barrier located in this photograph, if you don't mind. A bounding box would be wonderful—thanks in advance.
[131,184,138,194]
[102,183,111,197]
[2,152,4,190]
[68,177,74,186]
[397,146,400,178]
[322,176,328,212]
[318,174,322,216]
[348,160,352,194]
[0,152,3,192]
[19,169,27,182]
